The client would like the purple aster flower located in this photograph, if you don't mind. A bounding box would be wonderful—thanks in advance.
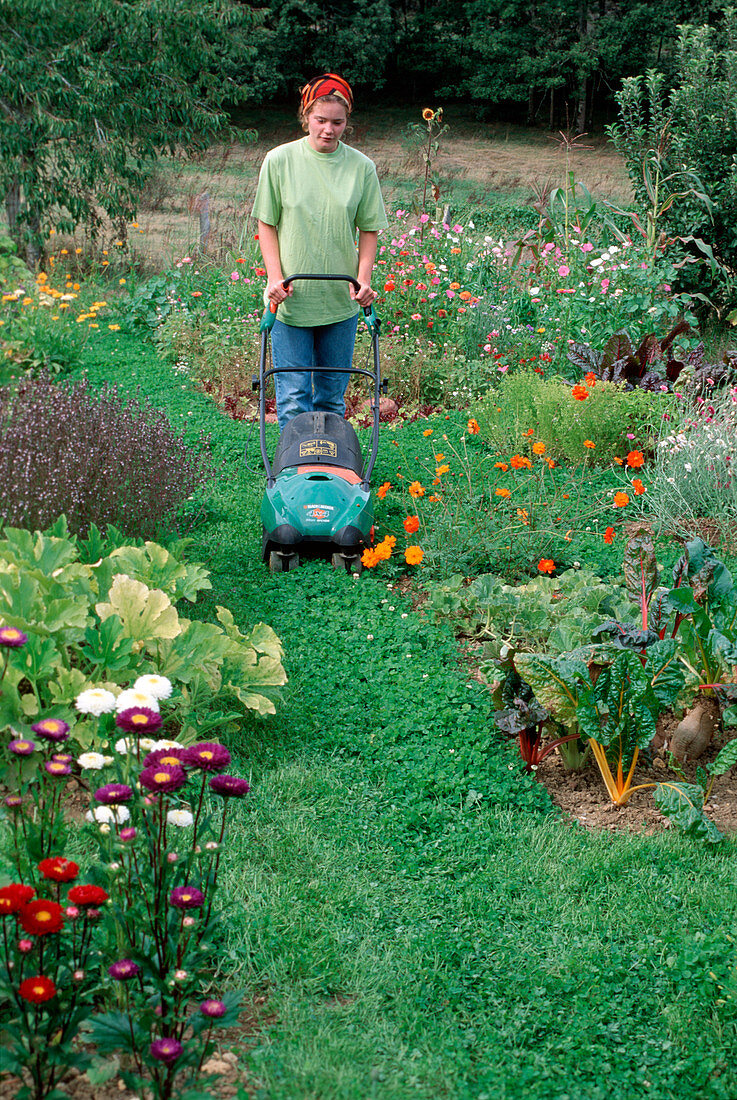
[119,826,137,842]
[44,760,72,777]
[143,747,187,769]
[0,626,28,648]
[183,742,231,772]
[150,1037,183,1064]
[115,707,163,734]
[95,783,134,804]
[52,753,73,764]
[139,764,187,794]
[108,959,141,981]
[4,795,22,808]
[8,739,36,756]
[200,998,227,1018]
[31,718,70,743]
[169,885,205,910]
[208,774,250,799]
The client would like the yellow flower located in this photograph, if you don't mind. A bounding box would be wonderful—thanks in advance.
[536,327,546,333]
[88,323,99,328]
[60,249,68,255]
[75,248,83,254]
[108,324,121,331]
[22,297,33,305]
[119,278,126,286]
[422,108,435,121]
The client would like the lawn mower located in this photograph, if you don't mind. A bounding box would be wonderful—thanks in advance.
[256,274,384,574]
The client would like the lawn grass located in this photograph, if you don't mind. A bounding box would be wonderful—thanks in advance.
[67,330,737,1098]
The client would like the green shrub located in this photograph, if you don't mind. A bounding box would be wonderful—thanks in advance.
[473,371,668,464]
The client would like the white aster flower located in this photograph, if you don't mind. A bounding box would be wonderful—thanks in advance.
[133,674,173,701]
[76,688,117,716]
[167,809,194,828]
[115,688,159,713]
[152,739,181,751]
[77,752,110,770]
[85,804,130,825]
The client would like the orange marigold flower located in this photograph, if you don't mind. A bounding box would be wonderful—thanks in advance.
[538,559,555,574]
[510,454,532,469]
[545,457,556,469]
[603,526,615,545]
[632,478,646,495]
[494,462,508,471]
[377,481,391,500]
[626,450,645,468]
[423,428,434,436]
[613,491,630,508]
[532,441,546,455]
[467,418,480,435]
[403,515,420,534]
[571,384,589,401]
[583,439,595,449]
[408,481,425,498]
[405,546,424,565]
[495,488,511,498]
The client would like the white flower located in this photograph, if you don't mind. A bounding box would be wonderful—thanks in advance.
[114,736,157,754]
[76,688,117,717]
[115,688,159,714]
[167,809,194,828]
[85,805,130,825]
[684,463,692,472]
[152,739,181,751]
[77,752,112,770]
[589,257,603,268]
[133,674,173,701]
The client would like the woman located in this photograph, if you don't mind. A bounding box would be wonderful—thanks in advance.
[252,73,388,430]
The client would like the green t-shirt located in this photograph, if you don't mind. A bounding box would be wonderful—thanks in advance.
[251,137,388,327]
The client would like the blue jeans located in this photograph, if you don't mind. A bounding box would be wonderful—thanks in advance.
[271,314,360,431]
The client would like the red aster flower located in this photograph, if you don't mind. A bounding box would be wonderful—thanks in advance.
[0,883,35,915]
[67,884,109,907]
[19,899,65,936]
[19,975,57,1003]
[38,858,79,883]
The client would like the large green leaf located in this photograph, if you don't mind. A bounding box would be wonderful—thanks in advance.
[157,620,232,685]
[95,575,182,647]
[653,782,724,844]
[0,527,77,576]
[513,653,590,724]
[644,639,685,712]
[81,614,136,674]
[105,541,212,603]
[709,738,737,777]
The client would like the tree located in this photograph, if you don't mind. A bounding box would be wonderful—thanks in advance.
[0,0,257,262]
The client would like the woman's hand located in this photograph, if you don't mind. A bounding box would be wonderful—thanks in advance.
[266,279,292,305]
[350,281,378,308]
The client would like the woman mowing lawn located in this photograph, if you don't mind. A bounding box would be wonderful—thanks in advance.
[252,72,388,430]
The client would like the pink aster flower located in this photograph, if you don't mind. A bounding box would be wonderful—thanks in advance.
[0,626,28,648]
[200,998,227,1018]
[170,886,205,909]
[150,1038,183,1064]
[209,774,251,799]
[31,718,70,743]
[183,742,231,772]
[115,707,162,734]
[139,764,187,794]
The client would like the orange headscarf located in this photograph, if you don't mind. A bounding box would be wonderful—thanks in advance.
[300,73,353,114]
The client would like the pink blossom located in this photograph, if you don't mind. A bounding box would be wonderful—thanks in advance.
[411,313,422,320]
[497,364,508,373]
[452,224,463,233]
[230,272,239,281]
[446,290,455,299]
[601,278,610,290]
[581,243,594,253]
[419,214,430,223]
[558,265,570,277]
[431,277,440,285]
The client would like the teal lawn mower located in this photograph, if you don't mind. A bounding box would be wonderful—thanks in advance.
[256,274,384,574]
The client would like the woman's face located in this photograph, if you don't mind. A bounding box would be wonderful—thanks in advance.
[305,100,347,153]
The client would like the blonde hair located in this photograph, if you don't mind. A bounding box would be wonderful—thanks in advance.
[298,94,352,133]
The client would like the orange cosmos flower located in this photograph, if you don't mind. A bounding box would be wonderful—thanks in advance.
[404,515,420,534]
[532,441,546,455]
[632,478,646,495]
[571,384,589,400]
[613,456,623,465]
[626,450,645,468]
[545,457,556,469]
[583,440,595,449]
[467,418,480,434]
[510,455,532,470]
[522,428,534,437]
[603,526,615,544]
[495,488,511,498]
[405,546,424,565]
[361,548,379,567]
[408,481,425,498]
[613,491,630,508]
[436,464,450,476]
[377,481,391,500]
[584,372,597,386]
[494,462,508,471]
[374,540,393,561]
[423,428,434,436]
[538,559,555,574]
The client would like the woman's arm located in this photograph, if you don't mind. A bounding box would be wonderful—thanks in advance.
[257,220,292,304]
[353,230,378,307]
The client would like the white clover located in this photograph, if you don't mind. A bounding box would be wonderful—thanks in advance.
[85,804,130,825]
[115,688,160,714]
[76,688,117,717]
[133,674,173,701]
[77,752,111,771]
[167,809,194,828]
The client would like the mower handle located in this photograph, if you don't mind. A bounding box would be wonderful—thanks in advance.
[259,273,378,333]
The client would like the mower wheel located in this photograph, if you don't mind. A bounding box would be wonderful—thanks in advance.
[269,550,299,573]
[332,552,363,575]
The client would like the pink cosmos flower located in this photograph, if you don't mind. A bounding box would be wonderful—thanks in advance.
[557,265,570,276]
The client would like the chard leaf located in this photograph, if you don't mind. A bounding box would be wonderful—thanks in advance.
[513,653,590,724]
[645,639,685,711]
[623,524,659,610]
[653,782,724,844]
[709,738,737,776]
